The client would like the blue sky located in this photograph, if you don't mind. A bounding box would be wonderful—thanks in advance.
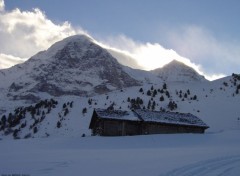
[5,0,240,42]
[1,0,240,80]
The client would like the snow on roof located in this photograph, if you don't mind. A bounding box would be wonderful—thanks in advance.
[95,108,208,128]
[134,109,208,128]
[95,108,140,121]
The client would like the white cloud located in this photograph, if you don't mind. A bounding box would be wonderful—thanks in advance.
[0,53,27,69]
[0,7,81,58]
[97,34,219,80]
[205,73,227,81]
[0,1,87,69]
[98,34,182,69]
[165,25,240,78]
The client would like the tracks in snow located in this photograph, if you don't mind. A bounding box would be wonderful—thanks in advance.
[161,155,240,176]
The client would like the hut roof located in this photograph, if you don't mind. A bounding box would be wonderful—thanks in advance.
[94,108,140,121]
[93,109,209,128]
[134,109,208,128]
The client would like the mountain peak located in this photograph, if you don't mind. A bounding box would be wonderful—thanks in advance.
[167,59,184,66]
[66,34,93,40]
[163,60,193,69]
[0,35,140,100]
[41,34,93,58]
[151,60,207,83]
[56,34,94,45]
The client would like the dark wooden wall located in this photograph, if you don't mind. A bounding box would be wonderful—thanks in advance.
[90,117,206,136]
[101,120,141,136]
[142,123,205,134]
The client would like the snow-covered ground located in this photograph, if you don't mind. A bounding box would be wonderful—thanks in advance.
[1,130,240,176]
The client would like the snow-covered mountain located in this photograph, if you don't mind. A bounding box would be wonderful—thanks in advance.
[0,35,141,102]
[151,60,207,83]
[0,35,240,140]
[0,35,208,104]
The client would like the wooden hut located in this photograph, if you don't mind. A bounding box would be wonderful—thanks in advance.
[89,109,209,136]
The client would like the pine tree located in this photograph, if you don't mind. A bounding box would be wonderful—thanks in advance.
[160,107,165,112]
[237,84,240,90]
[70,101,73,108]
[47,107,51,114]
[7,113,13,125]
[88,99,92,105]
[179,93,182,98]
[64,108,69,116]
[153,89,157,97]
[82,108,87,114]
[33,127,38,134]
[168,101,177,110]
[165,91,170,98]
[152,101,156,110]
[57,121,61,128]
[160,95,164,101]
[21,121,27,128]
[36,109,40,116]
[147,100,151,109]
[136,97,143,105]
[13,129,19,138]
[193,95,197,100]
[1,115,6,126]
[163,83,167,90]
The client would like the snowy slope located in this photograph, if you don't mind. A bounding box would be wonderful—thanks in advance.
[1,73,240,139]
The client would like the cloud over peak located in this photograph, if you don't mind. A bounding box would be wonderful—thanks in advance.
[97,34,215,80]
[166,25,240,77]
[0,1,86,68]
[0,6,80,58]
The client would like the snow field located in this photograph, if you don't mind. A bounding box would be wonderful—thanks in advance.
[0,130,240,176]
